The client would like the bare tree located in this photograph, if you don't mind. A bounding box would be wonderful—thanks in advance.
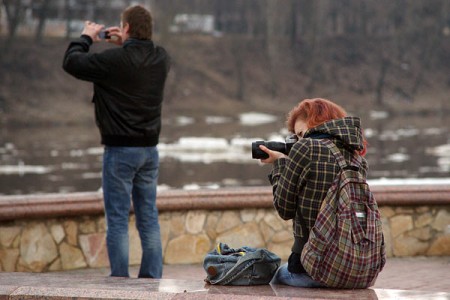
[0,5,2,35]
[288,0,298,47]
[231,37,246,101]
[34,0,53,41]
[374,56,390,107]
[151,0,178,43]
[64,0,73,39]
[2,0,27,43]
[409,0,449,96]
[265,0,279,98]
[298,0,321,93]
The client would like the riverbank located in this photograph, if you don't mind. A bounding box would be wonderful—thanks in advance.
[1,35,449,127]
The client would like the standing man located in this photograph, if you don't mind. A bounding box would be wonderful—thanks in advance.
[63,5,170,278]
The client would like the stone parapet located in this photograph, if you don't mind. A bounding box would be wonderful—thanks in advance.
[1,185,449,222]
[0,185,449,272]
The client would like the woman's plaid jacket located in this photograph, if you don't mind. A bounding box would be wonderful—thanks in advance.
[268,117,368,240]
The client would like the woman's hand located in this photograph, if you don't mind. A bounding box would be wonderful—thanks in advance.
[259,145,287,164]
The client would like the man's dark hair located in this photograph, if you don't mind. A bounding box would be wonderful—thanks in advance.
[122,5,153,40]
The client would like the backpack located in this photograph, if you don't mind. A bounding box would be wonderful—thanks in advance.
[300,139,386,289]
[203,242,281,285]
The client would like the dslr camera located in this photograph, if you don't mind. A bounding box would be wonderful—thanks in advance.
[252,135,298,159]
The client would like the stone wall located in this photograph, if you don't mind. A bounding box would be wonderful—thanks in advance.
[0,186,449,272]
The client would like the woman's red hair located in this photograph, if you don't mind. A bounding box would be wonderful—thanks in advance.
[286,98,367,156]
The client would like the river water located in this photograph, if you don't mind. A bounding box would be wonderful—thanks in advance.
[0,110,449,195]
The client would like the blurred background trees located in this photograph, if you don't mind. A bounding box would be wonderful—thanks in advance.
[0,0,449,116]
[3,0,448,53]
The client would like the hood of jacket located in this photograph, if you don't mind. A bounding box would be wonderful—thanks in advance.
[304,117,364,151]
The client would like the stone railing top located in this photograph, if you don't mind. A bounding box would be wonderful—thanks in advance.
[0,185,449,221]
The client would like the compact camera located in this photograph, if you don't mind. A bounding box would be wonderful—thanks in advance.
[251,135,298,159]
[99,30,110,39]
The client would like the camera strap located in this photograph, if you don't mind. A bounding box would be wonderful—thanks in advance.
[303,132,333,139]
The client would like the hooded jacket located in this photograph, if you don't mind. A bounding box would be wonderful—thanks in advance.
[63,35,170,146]
[269,117,368,239]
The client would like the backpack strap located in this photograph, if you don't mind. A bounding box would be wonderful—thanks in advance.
[321,139,361,171]
[294,139,361,251]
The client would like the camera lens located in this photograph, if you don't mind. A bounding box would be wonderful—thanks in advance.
[252,141,268,159]
[251,141,290,159]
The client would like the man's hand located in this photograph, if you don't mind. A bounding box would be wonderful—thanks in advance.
[81,21,104,42]
[104,26,124,46]
[259,145,287,164]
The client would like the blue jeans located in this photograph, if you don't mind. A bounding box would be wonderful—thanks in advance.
[102,146,162,278]
[270,264,325,288]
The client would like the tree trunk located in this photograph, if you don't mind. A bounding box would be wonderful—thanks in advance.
[233,39,245,101]
[35,0,52,42]
[3,0,25,44]
[265,0,280,98]
[374,57,390,107]
[64,0,72,40]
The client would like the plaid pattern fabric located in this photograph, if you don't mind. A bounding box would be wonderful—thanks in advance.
[270,117,368,239]
[300,140,386,288]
